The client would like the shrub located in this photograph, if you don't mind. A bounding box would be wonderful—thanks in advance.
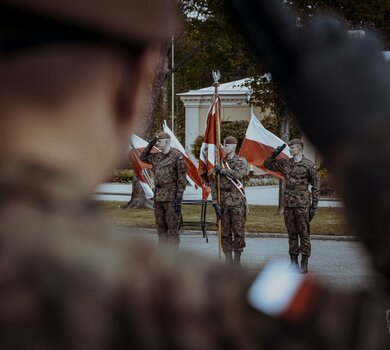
[318,166,337,197]
[191,135,204,160]
[111,169,134,183]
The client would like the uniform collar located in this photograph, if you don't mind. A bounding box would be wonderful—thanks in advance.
[224,153,237,161]
[161,147,173,156]
[291,155,305,164]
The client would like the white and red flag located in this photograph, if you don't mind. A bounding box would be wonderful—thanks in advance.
[198,97,223,184]
[239,113,290,179]
[128,134,156,199]
[163,121,211,200]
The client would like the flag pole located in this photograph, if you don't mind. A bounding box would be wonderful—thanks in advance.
[212,70,222,259]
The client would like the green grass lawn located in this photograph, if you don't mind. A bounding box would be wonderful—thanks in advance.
[99,202,347,236]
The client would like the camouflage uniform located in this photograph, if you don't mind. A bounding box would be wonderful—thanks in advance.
[0,158,284,350]
[140,147,187,246]
[211,155,247,254]
[264,156,320,257]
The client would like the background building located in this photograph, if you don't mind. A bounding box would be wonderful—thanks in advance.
[178,78,319,168]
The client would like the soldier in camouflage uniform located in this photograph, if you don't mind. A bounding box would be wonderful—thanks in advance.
[140,132,187,246]
[212,136,248,264]
[264,139,320,273]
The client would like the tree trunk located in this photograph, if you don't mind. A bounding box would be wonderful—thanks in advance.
[124,178,153,209]
[277,104,290,215]
[125,44,170,209]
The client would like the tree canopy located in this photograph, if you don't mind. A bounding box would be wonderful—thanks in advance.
[170,0,390,143]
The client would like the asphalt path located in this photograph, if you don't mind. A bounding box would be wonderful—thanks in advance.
[99,183,371,289]
[117,227,381,291]
[95,183,342,207]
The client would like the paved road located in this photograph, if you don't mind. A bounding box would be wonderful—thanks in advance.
[117,228,380,291]
[96,183,342,207]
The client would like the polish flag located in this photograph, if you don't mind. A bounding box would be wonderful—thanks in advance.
[198,97,223,183]
[239,113,290,179]
[128,134,156,199]
[163,121,211,200]
[247,260,321,322]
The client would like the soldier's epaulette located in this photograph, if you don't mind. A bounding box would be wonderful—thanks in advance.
[171,148,184,159]
[302,157,315,167]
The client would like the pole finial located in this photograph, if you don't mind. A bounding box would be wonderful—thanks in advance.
[212,70,220,84]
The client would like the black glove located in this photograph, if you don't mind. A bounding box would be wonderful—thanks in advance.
[214,165,223,174]
[149,136,158,147]
[213,204,223,220]
[143,136,158,155]
[174,196,182,213]
[270,144,286,159]
[309,207,316,222]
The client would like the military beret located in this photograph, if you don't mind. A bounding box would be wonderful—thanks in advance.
[224,136,238,145]
[156,132,171,140]
[288,139,304,147]
[0,0,176,44]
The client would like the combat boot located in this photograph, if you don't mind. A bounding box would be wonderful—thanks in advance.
[233,252,241,266]
[300,255,309,274]
[224,251,233,264]
[289,255,299,269]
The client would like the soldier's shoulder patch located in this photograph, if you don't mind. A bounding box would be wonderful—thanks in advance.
[302,158,314,166]
[171,148,183,157]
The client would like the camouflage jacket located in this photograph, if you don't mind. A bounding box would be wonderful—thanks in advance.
[211,154,247,207]
[264,156,320,208]
[140,148,187,202]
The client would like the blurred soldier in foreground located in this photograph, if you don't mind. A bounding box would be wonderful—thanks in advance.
[140,132,187,247]
[212,136,248,264]
[264,139,320,273]
[0,1,284,349]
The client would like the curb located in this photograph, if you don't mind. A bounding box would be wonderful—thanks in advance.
[117,226,357,242]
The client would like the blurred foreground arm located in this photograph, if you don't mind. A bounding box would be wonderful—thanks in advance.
[228,0,390,281]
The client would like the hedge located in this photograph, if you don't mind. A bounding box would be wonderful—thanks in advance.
[191,120,249,159]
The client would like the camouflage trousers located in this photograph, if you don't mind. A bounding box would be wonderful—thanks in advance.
[284,207,311,257]
[221,204,246,253]
[154,201,181,247]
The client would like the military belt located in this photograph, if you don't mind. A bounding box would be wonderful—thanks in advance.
[285,184,308,191]
[156,182,177,189]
